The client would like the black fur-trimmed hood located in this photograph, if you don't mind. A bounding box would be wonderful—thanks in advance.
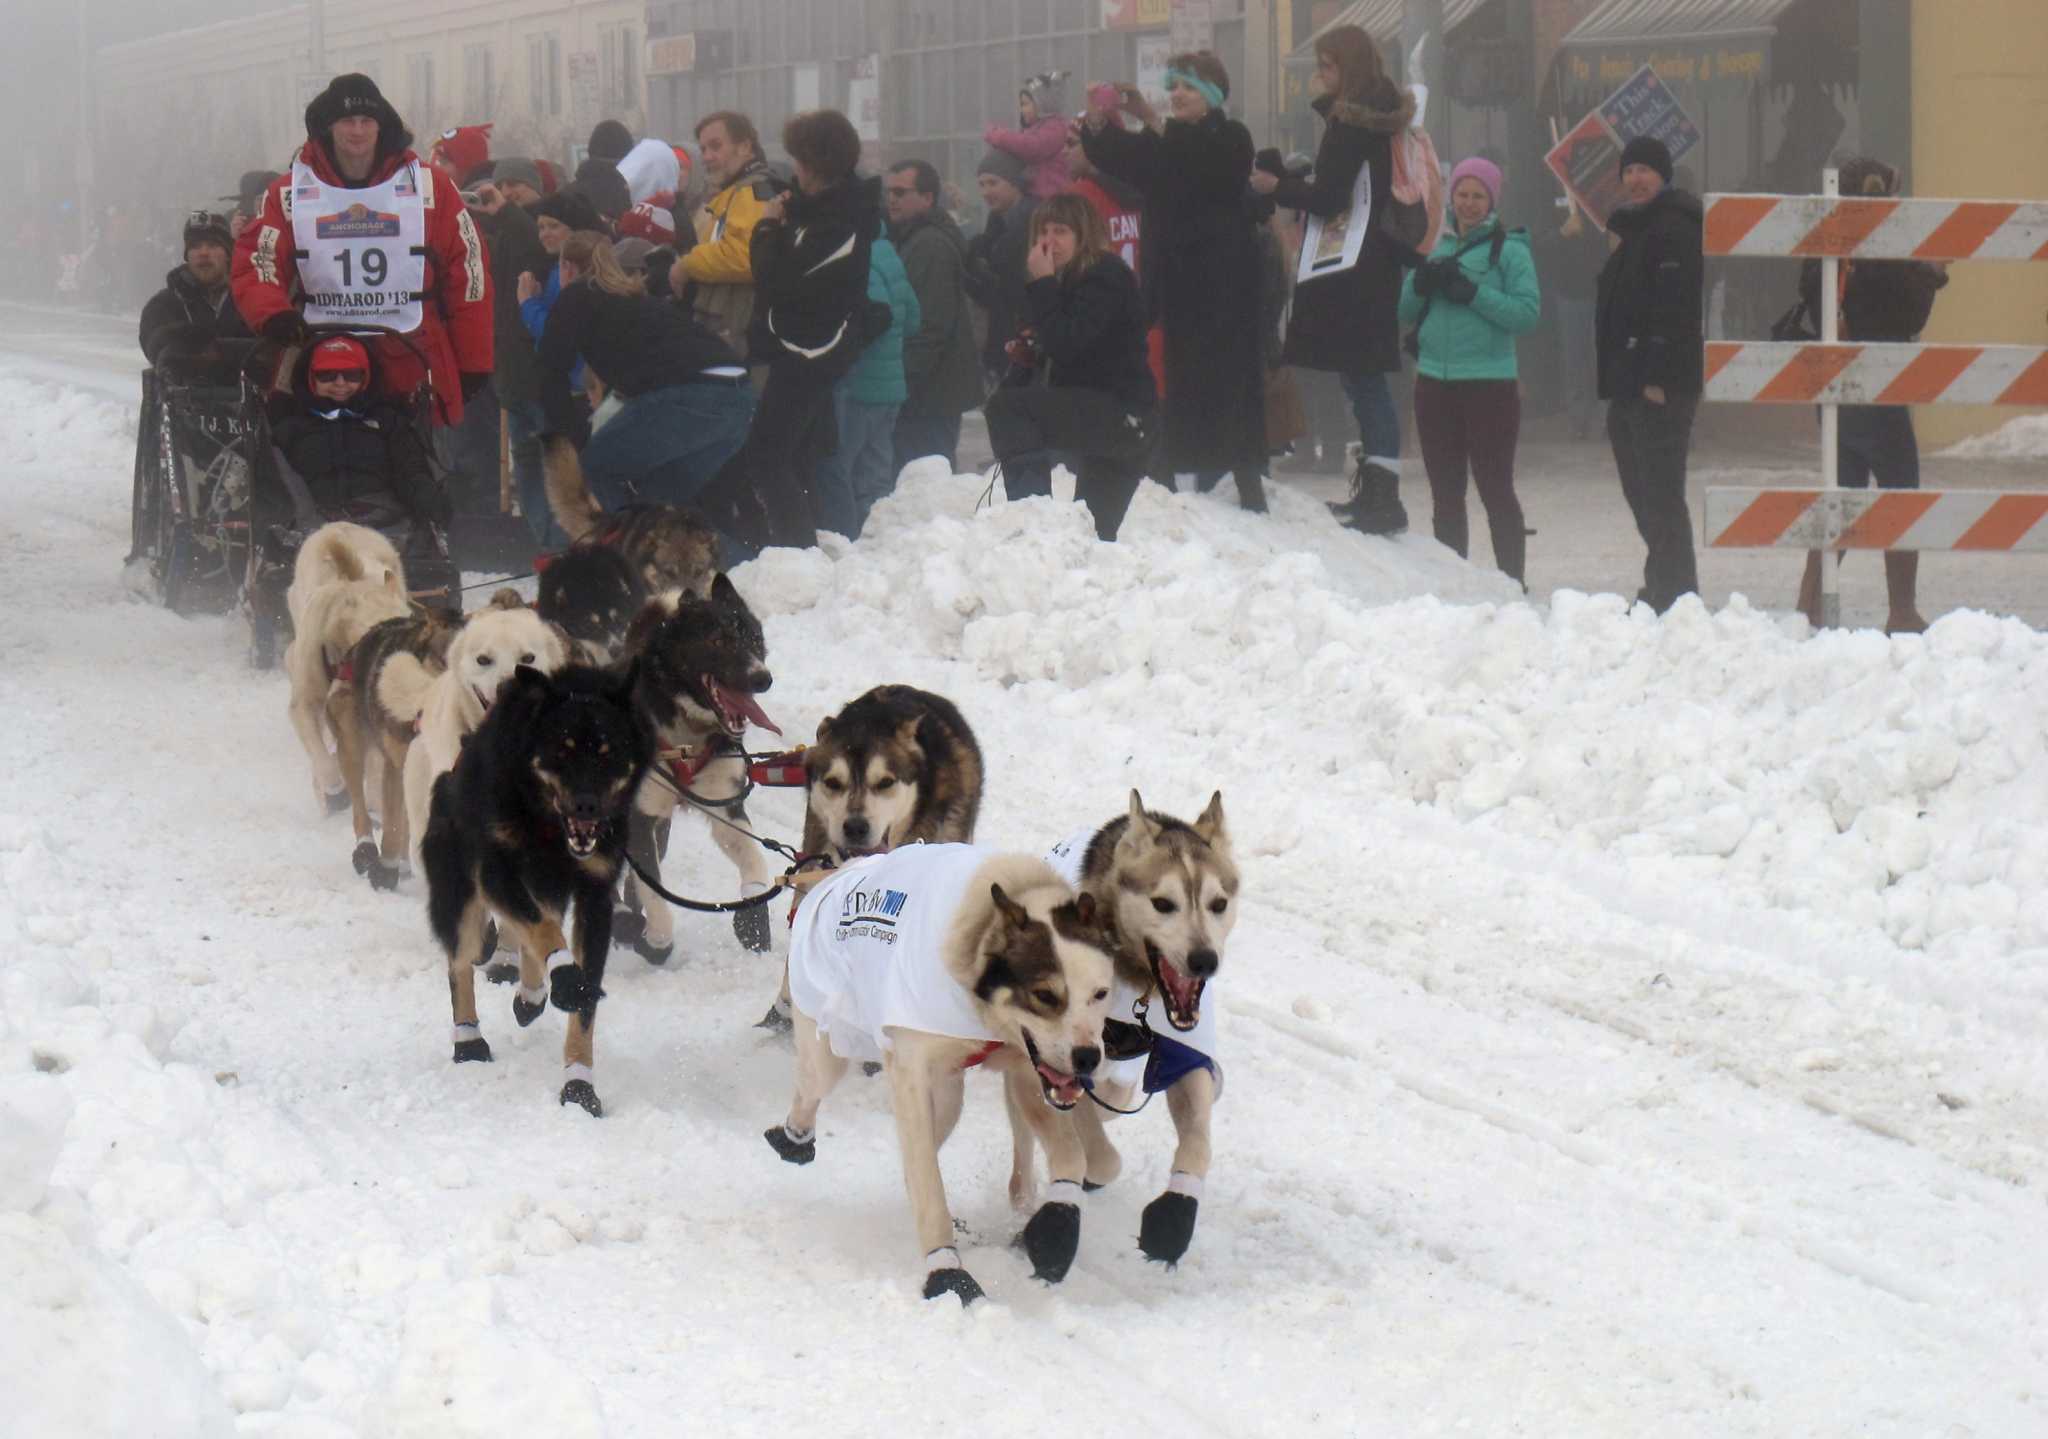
[1318,87,1416,136]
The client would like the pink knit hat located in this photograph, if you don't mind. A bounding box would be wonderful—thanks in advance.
[1449,156,1502,210]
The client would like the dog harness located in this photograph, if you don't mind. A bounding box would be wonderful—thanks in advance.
[787,843,1008,1065]
[1043,825,1223,1095]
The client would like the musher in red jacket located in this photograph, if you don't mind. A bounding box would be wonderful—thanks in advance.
[233,72,492,425]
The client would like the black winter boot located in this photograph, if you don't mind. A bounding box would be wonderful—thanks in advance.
[1330,458,1408,537]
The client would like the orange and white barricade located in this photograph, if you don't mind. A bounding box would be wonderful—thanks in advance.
[1701,176,2047,625]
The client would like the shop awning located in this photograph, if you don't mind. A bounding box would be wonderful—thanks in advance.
[1285,0,1489,68]
[1560,0,1797,47]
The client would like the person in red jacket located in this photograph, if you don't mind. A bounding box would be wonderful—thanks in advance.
[233,72,492,426]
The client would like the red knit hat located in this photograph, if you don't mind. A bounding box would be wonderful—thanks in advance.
[431,124,493,183]
[309,336,369,374]
[617,201,677,246]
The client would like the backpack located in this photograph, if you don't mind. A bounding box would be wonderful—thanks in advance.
[1383,121,1446,260]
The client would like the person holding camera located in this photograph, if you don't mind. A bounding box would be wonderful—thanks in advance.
[1078,53,1268,513]
[1397,156,1539,585]
[983,194,1157,541]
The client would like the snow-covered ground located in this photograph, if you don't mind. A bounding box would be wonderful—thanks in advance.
[1941,412,2048,462]
[3,355,2046,1438]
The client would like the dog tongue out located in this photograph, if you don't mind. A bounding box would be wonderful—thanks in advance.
[712,680,781,736]
[1157,957,1202,1027]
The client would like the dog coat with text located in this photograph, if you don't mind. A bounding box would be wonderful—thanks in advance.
[1045,828,1221,1094]
[788,843,1005,1065]
[290,158,428,332]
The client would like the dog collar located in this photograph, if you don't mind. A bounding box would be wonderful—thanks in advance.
[959,1040,1004,1070]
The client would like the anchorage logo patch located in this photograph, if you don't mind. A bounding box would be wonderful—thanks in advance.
[315,203,402,239]
[835,886,910,945]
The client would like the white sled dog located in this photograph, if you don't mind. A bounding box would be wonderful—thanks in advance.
[283,521,409,811]
[766,845,1118,1304]
[395,594,570,865]
[1012,791,1238,1267]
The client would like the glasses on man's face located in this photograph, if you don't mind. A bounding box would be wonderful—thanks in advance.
[885,185,917,198]
[314,369,367,386]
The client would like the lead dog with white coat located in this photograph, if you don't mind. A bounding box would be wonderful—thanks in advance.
[766,844,1119,1304]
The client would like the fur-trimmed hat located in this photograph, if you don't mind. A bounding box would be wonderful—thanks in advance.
[304,73,412,160]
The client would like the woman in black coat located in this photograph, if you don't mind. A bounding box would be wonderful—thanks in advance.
[984,194,1157,540]
[1080,52,1266,513]
[1252,24,1416,534]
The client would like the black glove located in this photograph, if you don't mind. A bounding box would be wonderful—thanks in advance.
[1411,261,1443,298]
[1438,263,1480,305]
[261,310,311,347]
[459,371,490,404]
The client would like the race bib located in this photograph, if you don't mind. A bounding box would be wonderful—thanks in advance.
[290,159,428,331]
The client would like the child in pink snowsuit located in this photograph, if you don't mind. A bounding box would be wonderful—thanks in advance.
[983,71,1072,201]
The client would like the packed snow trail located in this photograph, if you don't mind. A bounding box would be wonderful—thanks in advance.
[2,371,2045,1437]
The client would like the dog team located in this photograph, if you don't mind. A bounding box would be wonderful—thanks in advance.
[276,442,1242,1304]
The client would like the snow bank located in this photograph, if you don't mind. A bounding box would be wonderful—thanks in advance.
[0,378,132,470]
[742,465,2048,969]
[1937,411,2048,460]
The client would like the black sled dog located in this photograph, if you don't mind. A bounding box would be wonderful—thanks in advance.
[421,662,655,1116]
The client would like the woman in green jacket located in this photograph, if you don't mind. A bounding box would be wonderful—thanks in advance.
[1398,156,1541,583]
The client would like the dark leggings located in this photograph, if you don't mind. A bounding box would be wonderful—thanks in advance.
[1413,376,1525,583]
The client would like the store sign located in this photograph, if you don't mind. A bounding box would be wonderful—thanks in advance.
[1565,44,1767,97]
[647,34,697,77]
[1103,0,1171,31]
[1170,0,1213,53]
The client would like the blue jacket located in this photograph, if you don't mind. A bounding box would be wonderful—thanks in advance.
[841,228,921,408]
[520,267,583,392]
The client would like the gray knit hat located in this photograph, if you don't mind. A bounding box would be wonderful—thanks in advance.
[977,148,1027,188]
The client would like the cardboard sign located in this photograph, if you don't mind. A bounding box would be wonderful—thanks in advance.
[1600,65,1703,161]
[1546,64,1700,230]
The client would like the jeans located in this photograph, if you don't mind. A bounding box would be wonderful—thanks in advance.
[503,399,566,549]
[892,411,963,476]
[1414,376,1525,583]
[1608,394,1700,611]
[581,379,756,513]
[985,386,1154,541]
[813,386,902,539]
[1339,370,1402,466]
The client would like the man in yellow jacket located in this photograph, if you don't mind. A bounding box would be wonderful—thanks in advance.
[673,110,785,360]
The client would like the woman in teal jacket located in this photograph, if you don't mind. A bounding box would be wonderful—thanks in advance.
[1398,156,1541,584]
[815,222,922,539]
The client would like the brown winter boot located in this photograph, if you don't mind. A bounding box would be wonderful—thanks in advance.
[1884,550,1928,635]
